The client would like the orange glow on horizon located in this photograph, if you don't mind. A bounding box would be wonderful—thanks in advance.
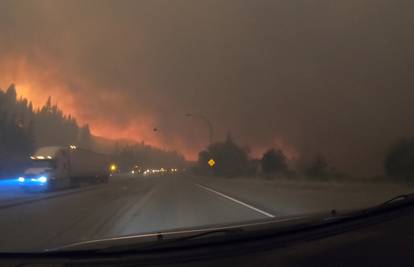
[8,83,188,156]
[1,76,294,161]
[1,55,297,162]
[0,55,181,157]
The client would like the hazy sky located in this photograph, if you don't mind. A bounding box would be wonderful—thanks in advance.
[1,0,414,175]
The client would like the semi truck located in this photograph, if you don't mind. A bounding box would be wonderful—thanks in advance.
[18,146,110,191]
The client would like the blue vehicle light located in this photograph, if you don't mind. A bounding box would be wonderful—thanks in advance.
[16,175,48,188]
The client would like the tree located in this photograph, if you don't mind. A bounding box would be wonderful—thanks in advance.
[0,86,34,177]
[34,96,80,146]
[305,155,329,179]
[5,84,17,102]
[385,138,414,180]
[197,134,250,177]
[112,143,186,172]
[44,96,52,111]
[78,124,93,149]
[26,120,35,153]
[261,148,288,175]
[196,150,212,174]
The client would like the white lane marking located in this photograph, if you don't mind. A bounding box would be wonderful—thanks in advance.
[195,183,275,218]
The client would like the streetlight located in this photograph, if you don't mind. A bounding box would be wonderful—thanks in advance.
[186,113,213,145]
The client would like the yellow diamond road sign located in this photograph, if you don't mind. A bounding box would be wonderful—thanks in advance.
[208,159,215,167]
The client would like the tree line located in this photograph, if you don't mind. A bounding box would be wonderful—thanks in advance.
[112,142,186,172]
[0,84,186,178]
[194,133,339,179]
[0,84,93,153]
[195,133,414,181]
[0,84,93,177]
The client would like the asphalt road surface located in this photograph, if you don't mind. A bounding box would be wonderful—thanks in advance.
[0,173,413,252]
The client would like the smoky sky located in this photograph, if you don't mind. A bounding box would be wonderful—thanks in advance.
[1,0,414,175]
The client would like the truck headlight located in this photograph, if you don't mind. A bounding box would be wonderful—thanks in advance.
[18,177,25,182]
[38,176,48,183]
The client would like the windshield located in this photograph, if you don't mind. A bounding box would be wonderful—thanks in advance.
[0,0,414,253]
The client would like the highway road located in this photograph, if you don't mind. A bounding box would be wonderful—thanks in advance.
[0,174,413,252]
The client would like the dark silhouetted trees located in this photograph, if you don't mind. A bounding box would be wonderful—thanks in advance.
[78,124,93,149]
[261,148,288,175]
[33,96,80,147]
[0,84,93,177]
[112,143,186,172]
[385,138,414,180]
[0,84,34,156]
[0,84,187,178]
[197,134,250,177]
[303,155,342,180]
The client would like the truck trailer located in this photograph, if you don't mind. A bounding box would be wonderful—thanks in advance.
[18,146,109,191]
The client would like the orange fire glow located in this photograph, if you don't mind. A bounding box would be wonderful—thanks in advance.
[1,56,296,161]
[0,55,170,154]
